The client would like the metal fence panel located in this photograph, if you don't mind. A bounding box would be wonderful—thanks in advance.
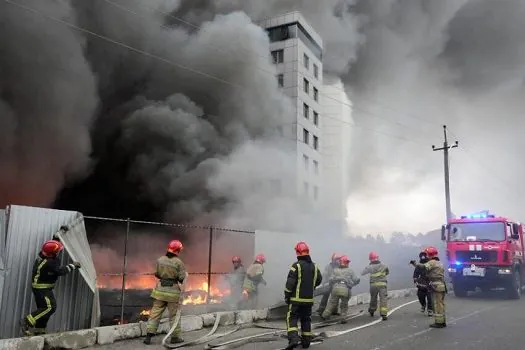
[0,209,6,308]
[0,205,95,339]
[87,216,255,325]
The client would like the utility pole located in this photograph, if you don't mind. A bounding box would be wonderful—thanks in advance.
[432,125,458,222]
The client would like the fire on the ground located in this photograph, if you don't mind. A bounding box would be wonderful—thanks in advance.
[97,274,231,305]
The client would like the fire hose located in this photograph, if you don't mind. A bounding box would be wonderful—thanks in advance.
[162,273,188,348]
[163,311,241,349]
[204,310,364,349]
[206,300,419,350]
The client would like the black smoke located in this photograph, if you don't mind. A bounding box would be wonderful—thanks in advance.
[1,0,525,234]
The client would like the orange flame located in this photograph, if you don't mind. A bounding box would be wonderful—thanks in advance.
[97,275,231,305]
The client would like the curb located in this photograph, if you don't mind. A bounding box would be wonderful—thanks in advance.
[0,288,416,349]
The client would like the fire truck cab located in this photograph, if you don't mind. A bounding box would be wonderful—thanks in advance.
[441,210,525,299]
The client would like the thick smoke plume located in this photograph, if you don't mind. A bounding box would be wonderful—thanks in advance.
[1,0,525,237]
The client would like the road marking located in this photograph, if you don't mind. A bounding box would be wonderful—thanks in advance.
[319,300,419,338]
[366,305,497,350]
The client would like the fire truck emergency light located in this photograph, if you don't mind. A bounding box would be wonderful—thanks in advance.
[460,210,495,219]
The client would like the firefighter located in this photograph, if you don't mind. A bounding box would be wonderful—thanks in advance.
[21,228,81,336]
[284,242,322,349]
[361,251,389,320]
[410,246,447,328]
[413,249,433,316]
[227,256,246,307]
[242,253,266,309]
[321,255,360,321]
[144,240,187,345]
[316,253,342,315]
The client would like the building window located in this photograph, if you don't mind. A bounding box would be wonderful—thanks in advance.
[304,182,309,194]
[271,49,284,64]
[313,135,319,150]
[303,103,309,119]
[277,74,284,87]
[303,78,309,94]
[303,53,309,69]
[303,128,309,145]
[313,111,319,126]
[313,160,319,174]
[314,64,319,79]
[313,186,318,200]
[313,87,318,101]
[303,154,309,171]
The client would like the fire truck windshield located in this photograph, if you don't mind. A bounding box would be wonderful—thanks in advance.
[449,222,505,241]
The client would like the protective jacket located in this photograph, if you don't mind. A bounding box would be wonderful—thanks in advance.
[229,265,246,288]
[31,254,78,289]
[361,261,389,286]
[330,267,360,297]
[243,262,265,293]
[416,257,446,292]
[151,254,186,303]
[413,256,430,287]
[284,255,322,304]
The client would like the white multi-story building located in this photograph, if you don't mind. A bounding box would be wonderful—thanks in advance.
[259,12,324,203]
[322,75,353,226]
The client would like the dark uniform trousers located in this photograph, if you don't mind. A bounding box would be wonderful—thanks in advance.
[27,288,58,332]
[286,303,313,344]
[417,286,433,311]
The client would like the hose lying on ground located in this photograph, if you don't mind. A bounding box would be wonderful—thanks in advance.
[165,312,242,349]
[205,310,364,349]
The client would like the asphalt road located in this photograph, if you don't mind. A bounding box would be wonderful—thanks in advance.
[97,292,525,350]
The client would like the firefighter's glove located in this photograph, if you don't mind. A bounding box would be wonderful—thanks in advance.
[73,261,81,269]
[284,292,291,304]
[409,260,416,266]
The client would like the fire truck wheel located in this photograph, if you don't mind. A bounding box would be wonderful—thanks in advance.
[507,271,521,300]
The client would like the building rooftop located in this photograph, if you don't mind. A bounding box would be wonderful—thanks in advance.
[257,11,323,49]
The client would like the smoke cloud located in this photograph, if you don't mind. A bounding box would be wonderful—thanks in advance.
[1,0,525,238]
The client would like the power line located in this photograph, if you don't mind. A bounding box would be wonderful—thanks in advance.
[98,0,439,143]
[3,0,433,148]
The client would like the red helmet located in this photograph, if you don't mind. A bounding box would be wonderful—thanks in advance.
[339,255,350,266]
[425,246,438,258]
[369,251,379,261]
[255,254,266,263]
[41,240,64,258]
[167,240,183,254]
[331,253,342,262]
[295,241,310,256]
[232,256,241,263]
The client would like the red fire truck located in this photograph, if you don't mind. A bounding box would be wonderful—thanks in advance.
[441,210,525,299]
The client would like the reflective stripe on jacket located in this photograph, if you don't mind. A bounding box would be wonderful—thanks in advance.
[31,255,77,289]
[243,263,264,292]
[330,267,360,297]
[361,261,389,286]
[284,255,322,304]
[151,255,186,302]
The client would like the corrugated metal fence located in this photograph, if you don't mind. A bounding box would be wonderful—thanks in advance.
[0,206,95,339]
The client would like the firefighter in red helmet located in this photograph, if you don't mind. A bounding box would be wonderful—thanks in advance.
[144,240,187,345]
[361,251,390,320]
[227,256,246,307]
[21,226,81,336]
[284,242,322,349]
[317,253,342,315]
[321,255,360,321]
[410,246,446,328]
[242,253,267,309]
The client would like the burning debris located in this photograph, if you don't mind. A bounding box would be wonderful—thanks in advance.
[97,273,231,305]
